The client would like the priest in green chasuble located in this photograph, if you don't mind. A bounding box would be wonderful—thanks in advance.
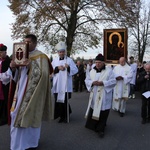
[9,34,53,150]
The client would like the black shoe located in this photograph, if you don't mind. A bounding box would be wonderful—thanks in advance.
[63,118,68,123]
[147,118,150,123]
[120,112,124,117]
[0,120,7,126]
[26,147,37,150]
[74,90,78,92]
[141,119,146,124]
[58,118,68,123]
[99,131,104,138]
[58,118,64,123]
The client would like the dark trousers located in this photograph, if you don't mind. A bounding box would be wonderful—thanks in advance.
[54,93,72,120]
[0,99,8,126]
[74,77,84,92]
[85,108,110,132]
[129,84,135,95]
[141,96,150,120]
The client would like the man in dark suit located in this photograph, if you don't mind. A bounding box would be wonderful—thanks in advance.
[137,62,150,124]
[74,60,85,92]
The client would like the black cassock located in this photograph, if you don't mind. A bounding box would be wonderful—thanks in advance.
[0,56,11,126]
[54,92,72,122]
[85,108,110,133]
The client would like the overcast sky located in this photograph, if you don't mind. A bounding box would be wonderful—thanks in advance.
[0,1,149,60]
[0,1,14,56]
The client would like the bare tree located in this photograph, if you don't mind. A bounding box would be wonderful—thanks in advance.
[128,1,150,62]
[8,0,139,56]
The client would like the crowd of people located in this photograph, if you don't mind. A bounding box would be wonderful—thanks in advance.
[0,35,150,149]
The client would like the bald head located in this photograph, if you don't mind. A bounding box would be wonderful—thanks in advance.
[119,57,126,66]
[77,60,81,65]
[145,62,150,73]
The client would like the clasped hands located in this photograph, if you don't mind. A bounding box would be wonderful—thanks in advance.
[92,81,103,86]
[116,76,123,80]
[58,64,69,71]
[144,74,149,80]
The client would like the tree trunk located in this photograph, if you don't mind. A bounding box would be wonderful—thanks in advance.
[66,2,79,57]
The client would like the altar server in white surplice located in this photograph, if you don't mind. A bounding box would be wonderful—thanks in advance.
[85,54,116,138]
[52,41,78,123]
[112,57,133,117]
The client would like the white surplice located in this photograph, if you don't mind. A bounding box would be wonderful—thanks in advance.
[112,63,133,113]
[85,66,116,120]
[86,63,95,77]
[52,56,78,103]
[0,68,11,85]
[130,63,137,85]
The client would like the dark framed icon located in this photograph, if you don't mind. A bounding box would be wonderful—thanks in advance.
[104,28,128,64]
[13,42,29,66]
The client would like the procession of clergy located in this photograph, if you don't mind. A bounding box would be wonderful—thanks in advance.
[0,34,150,150]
